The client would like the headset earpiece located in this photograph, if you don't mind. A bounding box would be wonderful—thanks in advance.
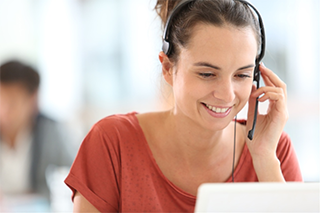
[162,40,170,55]
[162,0,194,56]
[254,60,261,82]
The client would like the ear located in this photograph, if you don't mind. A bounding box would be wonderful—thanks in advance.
[159,51,174,86]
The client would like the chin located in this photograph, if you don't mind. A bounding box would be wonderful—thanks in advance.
[199,109,238,131]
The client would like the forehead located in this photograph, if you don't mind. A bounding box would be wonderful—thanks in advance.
[0,83,32,100]
[182,23,258,61]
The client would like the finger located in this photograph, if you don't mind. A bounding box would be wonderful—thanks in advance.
[259,63,286,89]
[258,91,286,103]
[261,70,275,87]
[260,63,275,87]
[251,86,284,99]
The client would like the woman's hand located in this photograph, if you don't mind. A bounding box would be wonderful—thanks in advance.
[246,63,288,182]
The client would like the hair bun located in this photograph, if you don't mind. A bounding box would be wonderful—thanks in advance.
[155,0,182,28]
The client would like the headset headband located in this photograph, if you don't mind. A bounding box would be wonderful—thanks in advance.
[162,0,266,63]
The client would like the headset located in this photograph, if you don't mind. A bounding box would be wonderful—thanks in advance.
[162,0,266,141]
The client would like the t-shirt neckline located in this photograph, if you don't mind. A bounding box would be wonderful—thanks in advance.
[129,112,249,200]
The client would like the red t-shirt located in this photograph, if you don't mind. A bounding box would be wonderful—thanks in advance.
[65,112,302,212]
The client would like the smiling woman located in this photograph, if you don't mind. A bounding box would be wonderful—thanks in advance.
[160,24,258,131]
[64,0,302,212]
[164,23,256,130]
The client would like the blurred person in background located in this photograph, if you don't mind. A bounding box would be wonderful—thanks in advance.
[0,60,76,201]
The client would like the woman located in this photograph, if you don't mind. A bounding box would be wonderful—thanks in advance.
[65,0,302,212]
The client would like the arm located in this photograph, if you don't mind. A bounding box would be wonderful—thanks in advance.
[73,191,100,213]
[251,154,285,182]
[64,120,120,213]
[246,63,288,182]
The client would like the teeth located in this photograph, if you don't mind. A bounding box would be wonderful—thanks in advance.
[205,104,229,113]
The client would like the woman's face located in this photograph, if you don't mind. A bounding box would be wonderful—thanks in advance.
[166,23,258,131]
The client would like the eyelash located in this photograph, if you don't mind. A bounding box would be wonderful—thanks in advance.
[236,74,252,79]
[199,73,215,78]
[198,73,252,79]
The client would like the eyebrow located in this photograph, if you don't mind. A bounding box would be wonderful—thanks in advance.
[193,62,255,71]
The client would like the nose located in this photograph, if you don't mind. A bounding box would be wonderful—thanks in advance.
[212,78,235,103]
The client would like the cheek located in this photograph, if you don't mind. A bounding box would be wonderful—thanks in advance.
[11,99,33,120]
[172,73,201,106]
[237,81,253,103]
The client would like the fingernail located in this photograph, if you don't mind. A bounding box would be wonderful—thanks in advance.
[260,62,265,67]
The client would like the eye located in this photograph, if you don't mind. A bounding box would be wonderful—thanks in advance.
[236,74,252,79]
[198,73,216,78]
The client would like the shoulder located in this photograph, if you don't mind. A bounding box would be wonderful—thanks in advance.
[276,132,302,181]
[33,113,63,141]
[34,113,64,137]
[92,111,140,134]
[278,131,291,144]
[84,112,142,147]
[276,131,294,156]
[35,113,57,127]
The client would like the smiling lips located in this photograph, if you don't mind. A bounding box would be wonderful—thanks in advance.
[205,104,229,113]
[203,103,232,118]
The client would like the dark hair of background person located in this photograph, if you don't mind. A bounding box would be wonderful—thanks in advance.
[154,0,261,63]
[0,60,40,94]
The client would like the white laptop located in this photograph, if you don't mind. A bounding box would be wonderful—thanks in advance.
[194,182,320,213]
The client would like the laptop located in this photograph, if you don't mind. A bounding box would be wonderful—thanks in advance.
[194,182,319,212]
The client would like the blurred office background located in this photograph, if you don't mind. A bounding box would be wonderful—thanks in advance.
[0,0,318,201]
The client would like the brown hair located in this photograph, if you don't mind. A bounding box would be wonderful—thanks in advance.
[0,60,40,94]
[155,0,261,63]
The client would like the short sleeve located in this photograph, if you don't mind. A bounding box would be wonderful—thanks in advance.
[64,121,120,212]
[276,132,303,182]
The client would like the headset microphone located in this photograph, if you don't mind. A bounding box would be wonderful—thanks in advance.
[237,0,266,140]
[247,62,261,140]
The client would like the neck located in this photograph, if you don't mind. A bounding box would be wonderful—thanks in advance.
[0,120,33,149]
[1,129,20,149]
[162,110,234,161]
